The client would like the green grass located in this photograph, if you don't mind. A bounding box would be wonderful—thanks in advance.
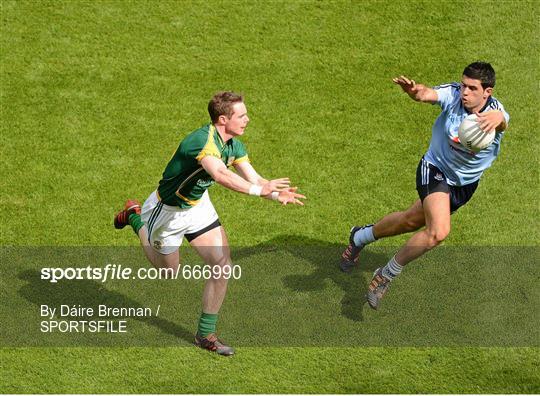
[2,347,538,394]
[1,0,539,393]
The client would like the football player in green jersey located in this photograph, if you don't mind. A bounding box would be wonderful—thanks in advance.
[114,92,305,356]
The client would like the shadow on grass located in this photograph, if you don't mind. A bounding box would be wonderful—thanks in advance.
[234,235,390,322]
[17,269,195,345]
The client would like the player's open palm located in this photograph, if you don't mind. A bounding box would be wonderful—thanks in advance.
[393,75,419,95]
[278,187,306,206]
[262,178,290,195]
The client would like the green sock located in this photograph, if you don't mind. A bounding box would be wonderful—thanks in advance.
[197,312,218,337]
[128,213,144,235]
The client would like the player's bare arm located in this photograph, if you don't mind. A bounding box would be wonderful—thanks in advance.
[233,160,271,185]
[475,110,507,132]
[201,155,290,197]
[393,75,438,103]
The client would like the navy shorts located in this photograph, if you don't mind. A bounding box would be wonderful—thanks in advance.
[416,157,478,213]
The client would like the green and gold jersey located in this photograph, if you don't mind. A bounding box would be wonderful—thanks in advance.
[157,123,249,208]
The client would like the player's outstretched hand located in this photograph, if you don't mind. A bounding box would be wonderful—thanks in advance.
[475,110,504,133]
[277,187,306,206]
[392,75,419,95]
[261,178,290,195]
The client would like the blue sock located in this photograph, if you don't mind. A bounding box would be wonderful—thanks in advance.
[353,225,376,247]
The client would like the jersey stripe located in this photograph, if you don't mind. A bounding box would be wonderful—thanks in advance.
[175,192,201,206]
[232,155,250,165]
[147,202,163,243]
[195,124,221,161]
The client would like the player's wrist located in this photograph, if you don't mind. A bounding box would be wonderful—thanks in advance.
[248,184,263,196]
[261,191,280,201]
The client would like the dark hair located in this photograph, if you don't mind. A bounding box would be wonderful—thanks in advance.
[463,61,496,89]
[208,91,244,123]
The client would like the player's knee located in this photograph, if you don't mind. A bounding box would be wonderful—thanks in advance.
[210,258,233,282]
[426,226,450,246]
[155,254,179,275]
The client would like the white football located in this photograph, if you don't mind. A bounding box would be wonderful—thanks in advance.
[458,114,495,152]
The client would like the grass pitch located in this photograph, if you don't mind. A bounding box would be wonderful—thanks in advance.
[1,0,539,393]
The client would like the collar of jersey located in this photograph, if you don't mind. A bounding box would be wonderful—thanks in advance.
[464,96,494,114]
[210,123,227,150]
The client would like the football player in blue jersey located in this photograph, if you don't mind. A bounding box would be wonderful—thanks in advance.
[340,62,510,309]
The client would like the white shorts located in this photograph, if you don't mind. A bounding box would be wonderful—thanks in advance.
[141,190,219,255]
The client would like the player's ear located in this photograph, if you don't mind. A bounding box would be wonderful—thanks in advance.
[217,114,228,125]
[483,87,493,98]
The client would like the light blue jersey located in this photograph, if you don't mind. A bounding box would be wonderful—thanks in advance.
[423,83,510,186]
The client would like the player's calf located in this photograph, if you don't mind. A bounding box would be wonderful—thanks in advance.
[401,208,425,233]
